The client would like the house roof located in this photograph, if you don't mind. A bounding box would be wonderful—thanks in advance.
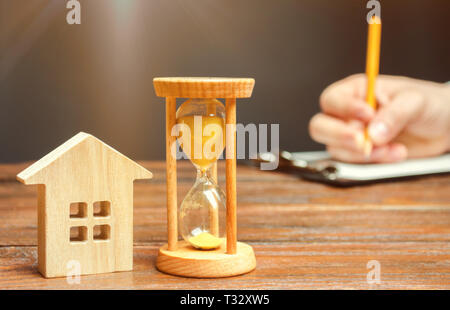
[17,132,152,185]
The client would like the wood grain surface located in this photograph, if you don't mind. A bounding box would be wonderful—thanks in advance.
[153,77,255,99]
[156,241,256,278]
[0,161,449,289]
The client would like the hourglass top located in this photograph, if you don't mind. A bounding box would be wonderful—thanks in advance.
[153,77,255,99]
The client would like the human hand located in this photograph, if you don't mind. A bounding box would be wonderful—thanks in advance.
[309,74,450,163]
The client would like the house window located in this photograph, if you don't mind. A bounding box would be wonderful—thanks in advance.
[93,225,111,241]
[69,201,112,244]
[93,201,111,217]
[70,202,87,218]
[70,226,87,242]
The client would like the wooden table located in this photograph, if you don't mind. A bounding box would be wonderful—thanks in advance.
[0,161,449,289]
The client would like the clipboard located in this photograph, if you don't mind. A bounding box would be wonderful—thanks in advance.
[254,151,450,186]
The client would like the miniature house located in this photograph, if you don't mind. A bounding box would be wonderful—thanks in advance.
[16,132,153,278]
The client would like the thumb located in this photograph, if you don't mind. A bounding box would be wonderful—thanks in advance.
[368,90,424,145]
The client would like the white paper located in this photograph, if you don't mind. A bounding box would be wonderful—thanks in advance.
[290,151,450,181]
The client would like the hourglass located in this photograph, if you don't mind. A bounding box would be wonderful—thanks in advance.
[153,77,256,278]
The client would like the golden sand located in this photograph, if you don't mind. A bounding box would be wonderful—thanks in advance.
[189,232,223,250]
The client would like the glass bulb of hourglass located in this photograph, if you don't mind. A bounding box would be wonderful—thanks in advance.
[176,98,226,250]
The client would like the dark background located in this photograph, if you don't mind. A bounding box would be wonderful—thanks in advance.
[1,0,449,163]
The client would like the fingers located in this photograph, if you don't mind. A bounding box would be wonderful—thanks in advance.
[314,75,429,164]
[320,75,375,122]
[327,143,408,163]
[394,133,449,159]
[320,95,375,122]
[368,90,425,146]
[309,113,366,152]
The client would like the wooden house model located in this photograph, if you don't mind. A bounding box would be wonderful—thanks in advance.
[16,132,153,278]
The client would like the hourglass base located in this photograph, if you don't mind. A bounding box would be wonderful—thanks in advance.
[156,241,256,278]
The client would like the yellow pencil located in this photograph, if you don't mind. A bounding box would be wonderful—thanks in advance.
[364,15,382,156]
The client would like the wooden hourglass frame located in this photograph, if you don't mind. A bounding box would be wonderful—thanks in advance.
[153,77,256,278]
